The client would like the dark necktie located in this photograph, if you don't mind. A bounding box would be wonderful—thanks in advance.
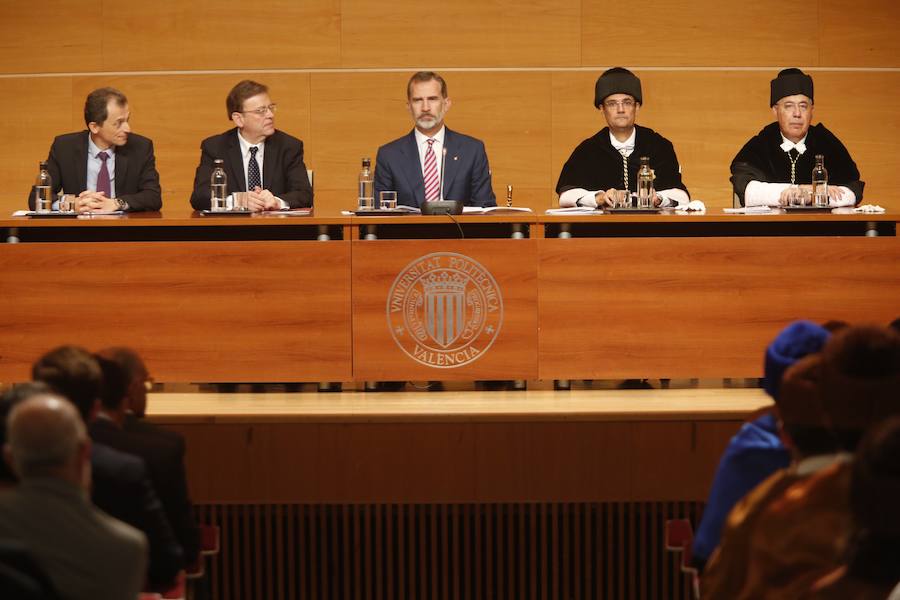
[788,148,799,162]
[97,151,111,196]
[247,146,261,191]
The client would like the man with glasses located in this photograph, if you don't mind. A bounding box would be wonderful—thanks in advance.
[730,68,863,207]
[557,67,689,209]
[190,79,313,211]
[28,87,162,213]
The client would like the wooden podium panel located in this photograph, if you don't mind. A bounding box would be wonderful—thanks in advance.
[539,236,900,380]
[0,240,351,382]
[352,239,538,381]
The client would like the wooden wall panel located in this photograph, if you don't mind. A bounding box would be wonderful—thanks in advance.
[340,0,580,67]
[0,3,102,73]
[102,0,342,70]
[0,78,74,213]
[0,240,352,382]
[169,419,740,504]
[582,0,819,67]
[539,236,900,380]
[819,0,900,66]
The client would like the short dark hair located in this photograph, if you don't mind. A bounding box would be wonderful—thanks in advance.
[84,87,127,127]
[95,355,130,411]
[96,346,146,385]
[226,80,269,118]
[407,72,448,100]
[31,345,102,423]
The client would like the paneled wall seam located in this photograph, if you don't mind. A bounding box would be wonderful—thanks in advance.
[4,66,900,79]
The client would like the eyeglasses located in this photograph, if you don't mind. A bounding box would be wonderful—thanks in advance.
[778,102,810,112]
[603,99,636,110]
[240,103,277,116]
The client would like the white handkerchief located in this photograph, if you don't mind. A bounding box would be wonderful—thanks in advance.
[683,200,706,212]
[852,204,886,213]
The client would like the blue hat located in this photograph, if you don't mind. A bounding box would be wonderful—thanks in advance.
[764,320,831,400]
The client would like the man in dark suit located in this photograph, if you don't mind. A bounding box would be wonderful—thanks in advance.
[28,87,162,213]
[0,393,147,599]
[93,349,200,565]
[31,346,183,592]
[190,79,313,211]
[374,71,496,208]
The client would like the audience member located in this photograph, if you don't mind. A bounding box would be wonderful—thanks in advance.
[733,325,900,599]
[92,352,200,564]
[0,382,53,487]
[805,416,900,598]
[692,320,829,570]
[32,345,184,590]
[0,394,146,599]
[702,353,841,598]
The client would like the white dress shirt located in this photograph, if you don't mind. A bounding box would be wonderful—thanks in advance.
[743,134,856,207]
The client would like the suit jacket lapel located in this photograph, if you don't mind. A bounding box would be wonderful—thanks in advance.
[114,142,128,197]
[74,131,89,193]
[401,131,425,207]
[262,132,279,191]
[441,128,459,198]
[227,129,247,192]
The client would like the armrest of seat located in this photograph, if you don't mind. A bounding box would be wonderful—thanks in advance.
[200,524,220,555]
[664,518,694,551]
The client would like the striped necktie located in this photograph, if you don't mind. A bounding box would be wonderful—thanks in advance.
[423,139,440,202]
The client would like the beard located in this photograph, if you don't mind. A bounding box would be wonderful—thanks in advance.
[415,112,443,131]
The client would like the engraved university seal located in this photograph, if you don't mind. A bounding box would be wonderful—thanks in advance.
[387,252,503,368]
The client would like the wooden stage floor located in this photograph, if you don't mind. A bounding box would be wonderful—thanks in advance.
[145,386,773,425]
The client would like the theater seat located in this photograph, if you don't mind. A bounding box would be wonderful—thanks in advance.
[664,519,699,599]
[200,524,220,555]
[160,571,186,600]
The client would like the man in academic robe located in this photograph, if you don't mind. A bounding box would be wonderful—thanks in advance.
[374,71,496,209]
[730,68,864,207]
[556,67,689,208]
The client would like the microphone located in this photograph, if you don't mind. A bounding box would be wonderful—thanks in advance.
[439,147,447,202]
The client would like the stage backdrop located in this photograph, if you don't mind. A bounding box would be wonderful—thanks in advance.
[2,0,898,215]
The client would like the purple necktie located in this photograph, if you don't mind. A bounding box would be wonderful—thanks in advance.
[97,151,111,196]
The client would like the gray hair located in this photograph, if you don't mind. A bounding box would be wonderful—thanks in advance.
[7,395,86,478]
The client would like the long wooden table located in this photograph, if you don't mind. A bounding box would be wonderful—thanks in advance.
[1,209,897,382]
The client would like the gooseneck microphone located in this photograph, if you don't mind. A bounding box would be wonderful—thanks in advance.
[439,147,447,202]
